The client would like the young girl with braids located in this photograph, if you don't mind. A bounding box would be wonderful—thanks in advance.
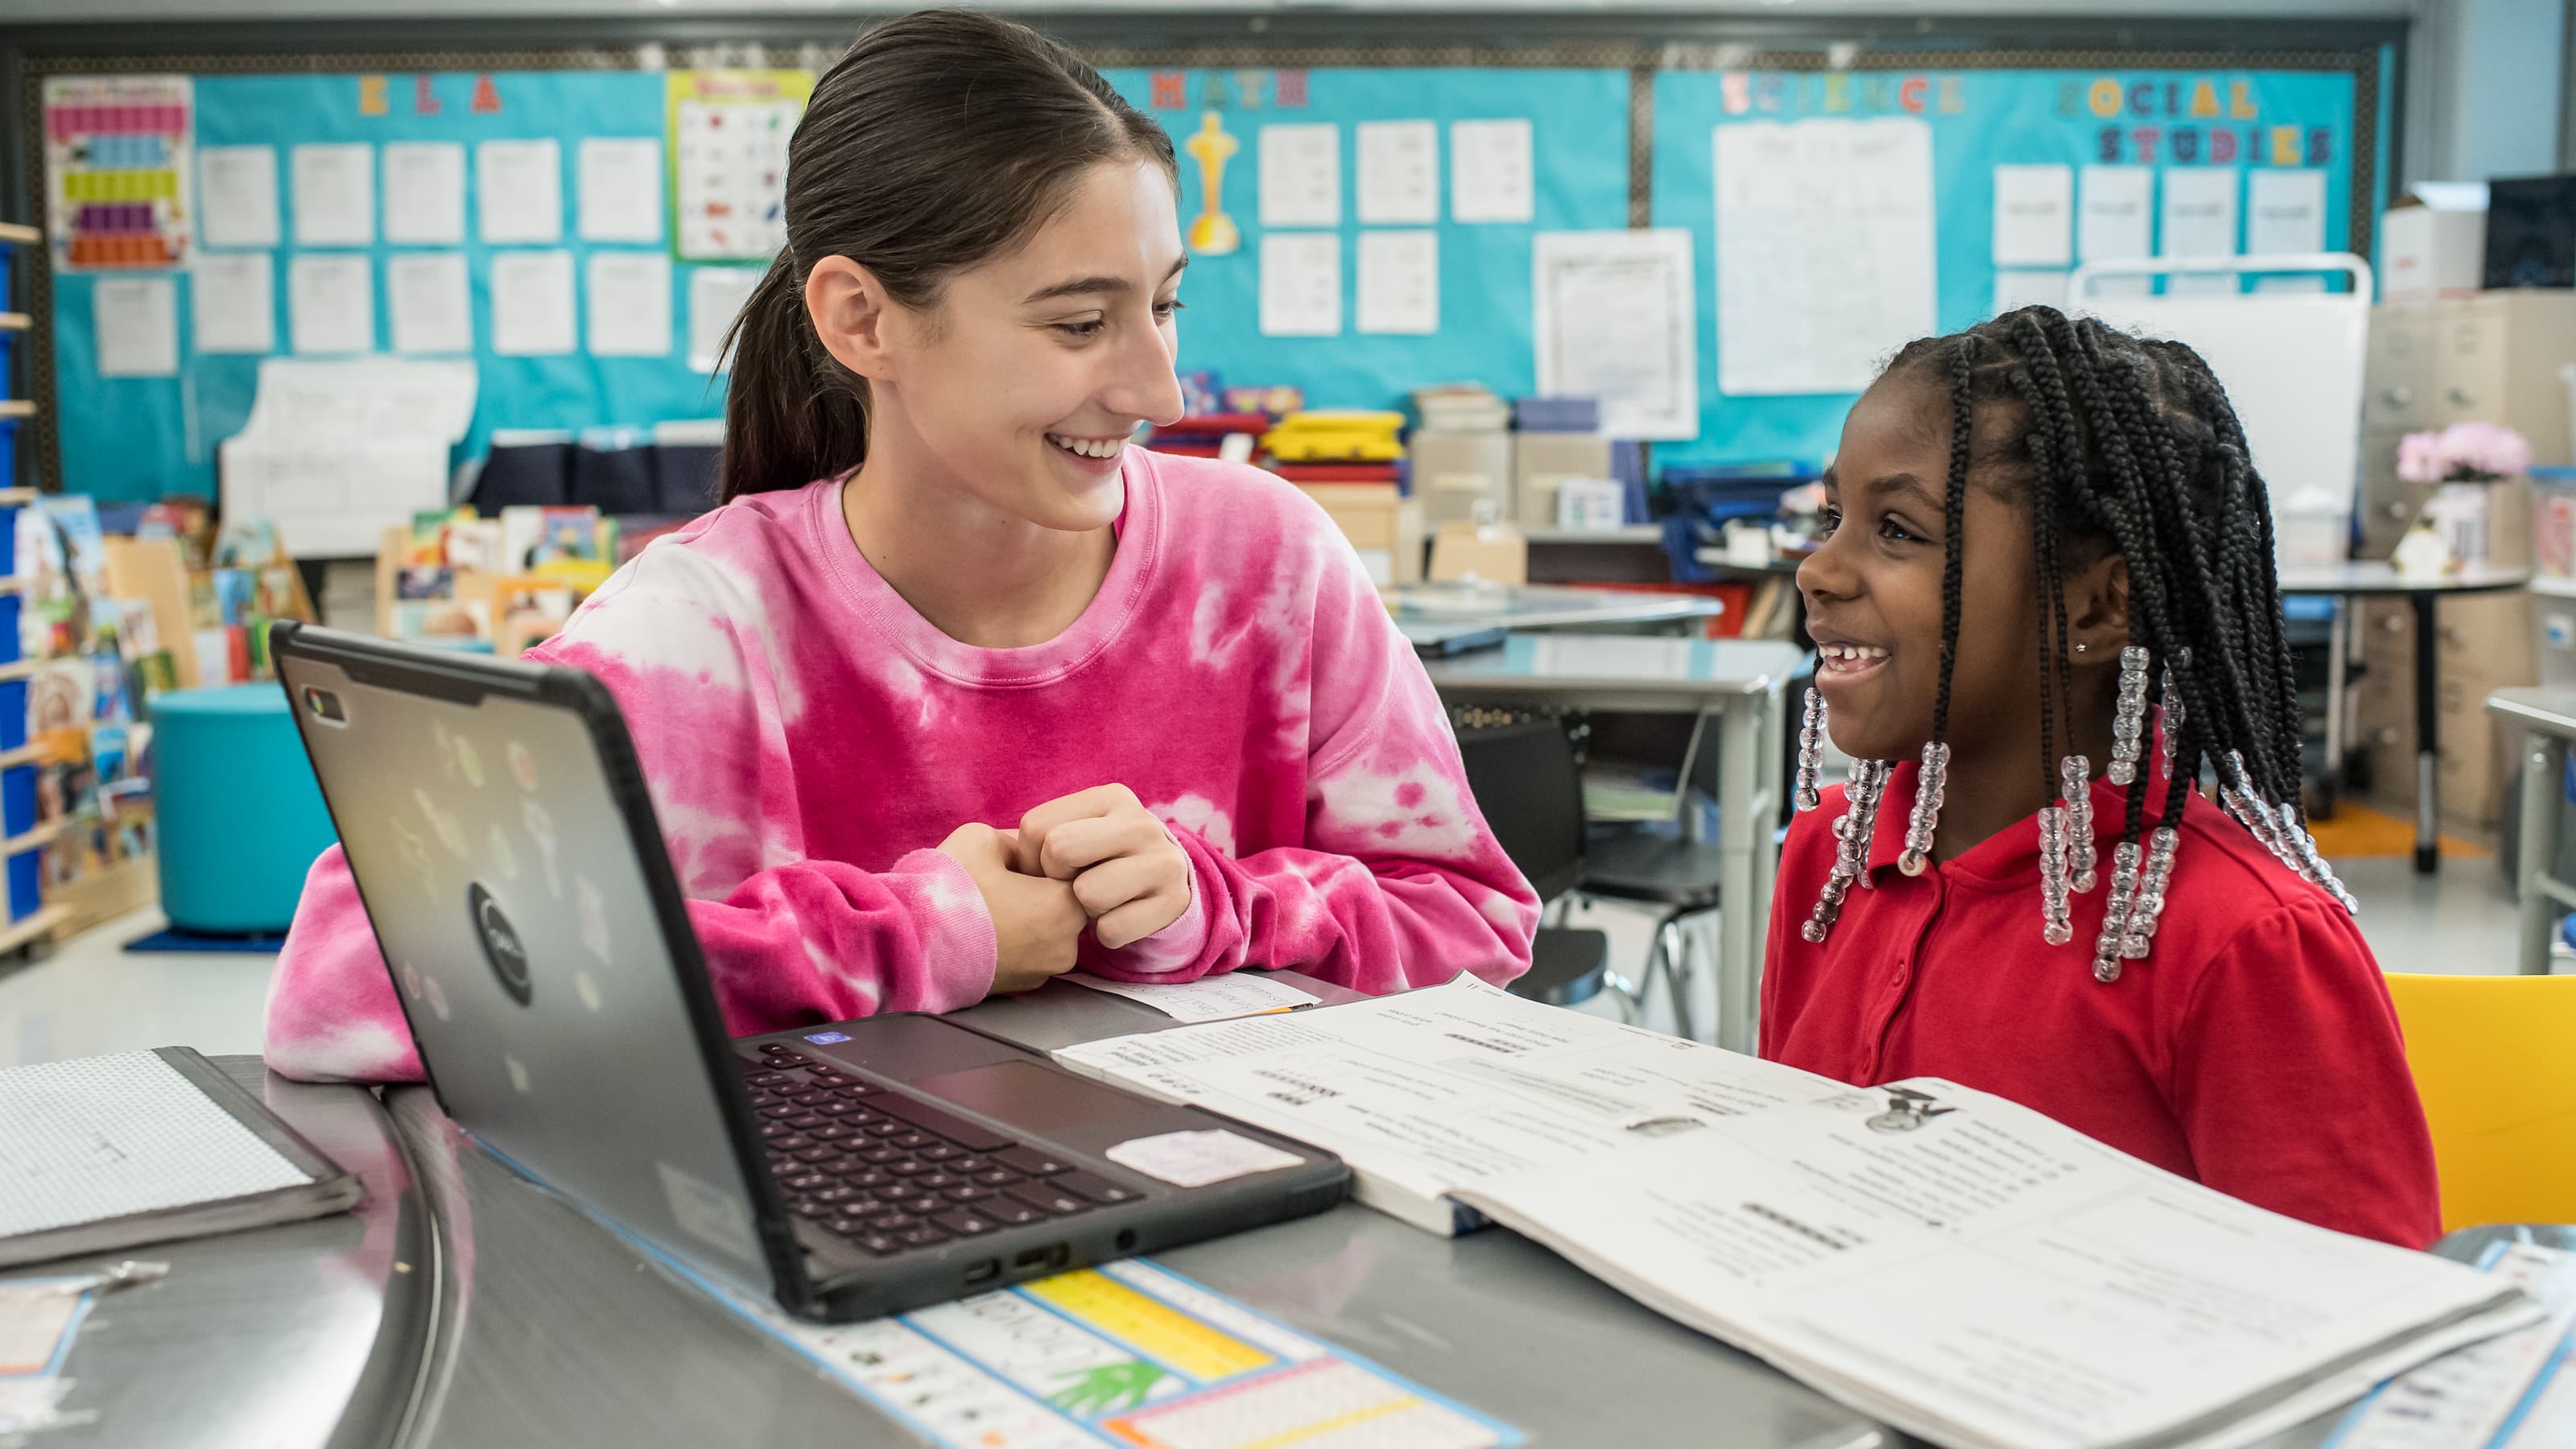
[1769,307,2439,1247]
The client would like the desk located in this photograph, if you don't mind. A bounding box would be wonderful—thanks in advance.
[1386,581,1723,635]
[1423,635,1806,1054]
[2278,562,2531,873]
[2485,687,2576,974]
[20,1049,2553,1448]
[19,1056,429,1449]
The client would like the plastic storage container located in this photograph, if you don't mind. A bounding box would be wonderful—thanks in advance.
[2535,467,2576,584]
[151,685,340,933]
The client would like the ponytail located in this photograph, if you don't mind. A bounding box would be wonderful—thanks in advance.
[713,8,1176,504]
[717,252,871,502]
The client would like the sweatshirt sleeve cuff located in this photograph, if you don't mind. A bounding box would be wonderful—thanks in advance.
[888,848,999,1013]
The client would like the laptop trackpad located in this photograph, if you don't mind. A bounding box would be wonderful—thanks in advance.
[910,1060,1192,1152]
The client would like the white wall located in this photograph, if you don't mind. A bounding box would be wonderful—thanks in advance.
[2405,0,2570,185]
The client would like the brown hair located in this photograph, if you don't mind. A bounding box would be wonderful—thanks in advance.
[716,9,1176,502]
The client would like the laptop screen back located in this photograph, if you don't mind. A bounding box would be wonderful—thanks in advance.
[277,642,778,1295]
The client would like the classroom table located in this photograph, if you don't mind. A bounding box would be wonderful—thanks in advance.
[1385,580,1724,635]
[1422,634,1806,1054]
[2277,561,2531,875]
[13,1042,2553,1447]
[2485,686,2576,974]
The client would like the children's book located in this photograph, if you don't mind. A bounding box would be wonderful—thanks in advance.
[1054,976,2541,1449]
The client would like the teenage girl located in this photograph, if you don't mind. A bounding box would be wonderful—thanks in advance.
[266,10,1538,1081]
[1769,308,2440,1247]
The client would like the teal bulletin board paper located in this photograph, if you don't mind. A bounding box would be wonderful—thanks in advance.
[53,69,727,506]
[1098,67,1632,417]
[51,64,1629,508]
[1650,65,2367,469]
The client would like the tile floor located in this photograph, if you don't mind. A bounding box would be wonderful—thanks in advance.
[0,850,2550,1071]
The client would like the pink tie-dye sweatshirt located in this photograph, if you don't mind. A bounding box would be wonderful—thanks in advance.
[264,450,1540,1081]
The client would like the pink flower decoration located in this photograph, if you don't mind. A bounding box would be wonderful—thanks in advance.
[2396,431,2443,484]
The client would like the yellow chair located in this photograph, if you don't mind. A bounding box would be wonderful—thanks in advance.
[2383,972,2576,1232]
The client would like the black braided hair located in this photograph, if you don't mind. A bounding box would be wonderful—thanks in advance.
[1880,306,2318,886]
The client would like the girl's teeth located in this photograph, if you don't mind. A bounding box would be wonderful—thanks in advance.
[1049,434,1122,460]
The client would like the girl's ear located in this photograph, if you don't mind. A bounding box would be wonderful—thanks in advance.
[2065,552,2132,658]
[805,256,897,382]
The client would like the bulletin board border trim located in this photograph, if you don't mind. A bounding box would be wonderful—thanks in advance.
[10,37,2385,495]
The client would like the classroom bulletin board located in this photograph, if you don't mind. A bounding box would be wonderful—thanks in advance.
[24,41,2387,508]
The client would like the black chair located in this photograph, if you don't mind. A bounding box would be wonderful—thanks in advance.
[1455,718,1632,1016]
[1576,708,1732,1042]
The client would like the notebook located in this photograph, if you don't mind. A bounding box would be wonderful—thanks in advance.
[0,1047,363,1269]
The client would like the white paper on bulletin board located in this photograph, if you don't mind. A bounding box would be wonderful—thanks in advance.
[1533,228,1699,440]
[1714,118,1935,397]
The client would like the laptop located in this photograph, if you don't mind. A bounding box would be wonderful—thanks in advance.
[270,623,1348,1321]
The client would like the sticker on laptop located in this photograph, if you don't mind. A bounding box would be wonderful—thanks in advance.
[803,1031,852,1045]
[1105,1129,1303,1188]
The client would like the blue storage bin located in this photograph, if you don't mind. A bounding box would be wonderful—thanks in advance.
[6,843,36,922]
[0,596,20,668]
[0,417,16,497]
[0,679,26,753]
[0,316,19,390]
[0,762,31,839]
[153,685,339,933]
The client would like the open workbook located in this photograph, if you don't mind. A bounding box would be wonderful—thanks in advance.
[1051,975,2541,1449]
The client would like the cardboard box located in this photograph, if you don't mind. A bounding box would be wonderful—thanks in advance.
[2382,185,2488,301]
[1408,431,1513,528]
[1513,433,1613,530]
[1429,524,1528,585]
[1295,484,1422,587]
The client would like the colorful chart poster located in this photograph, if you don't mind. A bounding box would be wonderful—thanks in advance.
[729,1259,1521,1449]
[43,76,195,270]
[666,69,811,261]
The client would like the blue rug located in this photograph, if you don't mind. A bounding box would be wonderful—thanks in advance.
[126,927,288,954]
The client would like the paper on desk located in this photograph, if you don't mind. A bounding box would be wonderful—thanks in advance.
[1258,122,1340,229]
[1258,232,1340,338]
[2328,1242,2576,1449]
[287,254,374,355]
[1066,971,1320,1022]
[291,142,374,246]
[478,138,564,245]
[382,141,466,246]
[192,251,274,355]
[1992,163,2073,268]
[1533,227,1698,440]
[1356,118,1439,225]
[687,265,764,373]
[387,251,472,355]
[1055,973,1851,1233]
[491,249,576,356]
[92,276,178,378]
[1451,118,1534,224]
[587,251,672,357]
[1453,1081,2541,1449]
[1715,118,1934,397]
[579,137,664,244]
[699,1257,1518,1449]
[197,145,279,249]
[2248,167,2328,258]
[1356,229,1439,336]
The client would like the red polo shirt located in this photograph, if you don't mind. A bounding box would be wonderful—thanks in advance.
[1761,760,2441,1248]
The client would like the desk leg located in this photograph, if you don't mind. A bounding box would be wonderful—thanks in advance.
[2321,597,2347,814]
[2519,733,2568,976]
[1715,684,1785,1055]
[2413,592,2441,874]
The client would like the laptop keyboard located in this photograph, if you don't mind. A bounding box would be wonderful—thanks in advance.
[741,1040,1141,1257]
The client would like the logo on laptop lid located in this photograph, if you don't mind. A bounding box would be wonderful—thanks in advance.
[469,883,533,1005]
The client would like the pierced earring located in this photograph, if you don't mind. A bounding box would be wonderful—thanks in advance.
[1794,686,1826,811]
[1802,759,1889,943]
[1895,741,1950,876]
[2058,755,2098,892]
[2074,642,2089,654]
[2106,646,2151,786]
